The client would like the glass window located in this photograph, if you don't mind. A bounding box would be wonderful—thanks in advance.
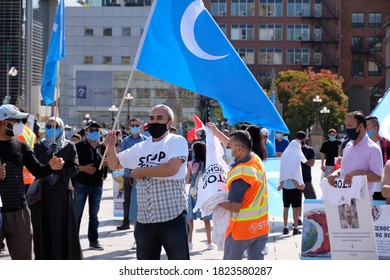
[237,48,255,64]
[219,24,227,36]
[259,24,282,40]
[368,61,381,76]
[121,56,131,65]
[286,24,310,41]
[102,56,112,65]
[369,13,382,28]
[368,37,382,52]
[258,48,282,65]
[231,0,255,16]
[351,36,364,52]
[122,27,131,37]
[84,56,93,64]
[85,28,94,36]
[103,28,112,36]
[351,13,364,27]
[210,0,227,16]
[287,0,310,17]
[231,24,255,40]
[351,60,364,76]
[286,48,310,65]
[259,0,283,17]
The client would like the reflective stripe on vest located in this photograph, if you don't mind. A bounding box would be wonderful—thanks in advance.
[227,165,267,221]
[226,154,269,239]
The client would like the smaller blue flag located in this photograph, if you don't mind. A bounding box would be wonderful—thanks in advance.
[41,0,66,105]
[371,88,390,139]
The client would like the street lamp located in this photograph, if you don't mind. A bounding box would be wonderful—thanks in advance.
[108,105,118,126]
[320,106,330,115]
[82,113,91,125]
[312,95,322,121]
[4,41,17,105]
[124,92,133,124]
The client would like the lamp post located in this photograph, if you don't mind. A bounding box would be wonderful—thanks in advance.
[108,105,118,127]
[320,106,330,129]
[312,95,322,121]
[124,92,133,124]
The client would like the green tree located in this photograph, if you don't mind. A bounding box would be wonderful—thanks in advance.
[276,68,348,137]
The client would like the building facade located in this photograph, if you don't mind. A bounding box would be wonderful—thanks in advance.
[203,0,390,115]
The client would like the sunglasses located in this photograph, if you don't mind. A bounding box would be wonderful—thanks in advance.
[88,128,100,132]
[130,125,140,127]
[46,124,59,129]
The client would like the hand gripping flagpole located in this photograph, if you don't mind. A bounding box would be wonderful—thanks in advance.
[98,69,135,170]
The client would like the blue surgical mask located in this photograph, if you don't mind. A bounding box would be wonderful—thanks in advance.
[329,135,336,141]
[46,128,62,139]
[367,128,375,139]
[131,126,140,135]
[87,131,100,141]
[225,148,234,163]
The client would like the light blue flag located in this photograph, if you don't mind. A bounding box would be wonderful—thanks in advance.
[263,158,293,218]
[41,0,66,105]
[371,88,390,139]
[133,0,288,133]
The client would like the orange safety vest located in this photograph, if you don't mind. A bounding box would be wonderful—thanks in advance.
[225,153,269,240]
[16,126,36,185]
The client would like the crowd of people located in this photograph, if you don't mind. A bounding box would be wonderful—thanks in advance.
[0,103,389,260]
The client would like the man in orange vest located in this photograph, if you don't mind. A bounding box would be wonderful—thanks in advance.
[16,109,37,192]
[219,130,269,260]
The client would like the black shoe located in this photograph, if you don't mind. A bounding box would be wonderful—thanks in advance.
[0,242,5,250]
[116,223,130,230]
[298,219,303,226]
[89,241,104,251]
[293,228,301,235]
[282,228,289,235]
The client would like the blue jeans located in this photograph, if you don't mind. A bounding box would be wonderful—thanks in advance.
[73,182,103,244]
[134,212,189,260]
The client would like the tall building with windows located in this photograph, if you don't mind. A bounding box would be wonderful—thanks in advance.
[203,0,389,114]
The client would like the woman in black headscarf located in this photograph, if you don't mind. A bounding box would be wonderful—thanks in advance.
[30,117,82,259]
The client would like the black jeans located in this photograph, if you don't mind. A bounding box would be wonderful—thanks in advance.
[135,212,189,260]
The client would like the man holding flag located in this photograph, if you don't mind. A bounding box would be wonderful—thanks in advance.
[104,105,189,260]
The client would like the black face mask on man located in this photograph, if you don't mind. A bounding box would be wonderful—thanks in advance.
[147,122,169,139]
[345,125,360,141]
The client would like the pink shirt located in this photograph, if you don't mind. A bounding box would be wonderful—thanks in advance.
[341,134,383,197]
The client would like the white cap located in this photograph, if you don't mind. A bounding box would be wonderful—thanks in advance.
[0,105,28,121]
[260,128,269,136]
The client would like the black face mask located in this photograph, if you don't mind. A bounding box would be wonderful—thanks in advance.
[147,122,169,139]
[5,122,14,137]
[345,126,360,141]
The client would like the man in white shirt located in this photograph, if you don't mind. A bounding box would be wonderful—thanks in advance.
[105,104,189,260]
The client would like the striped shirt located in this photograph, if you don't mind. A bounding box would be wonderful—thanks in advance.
[0,138,52,212]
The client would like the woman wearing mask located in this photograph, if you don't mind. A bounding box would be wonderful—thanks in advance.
[186,141,214,250]
[31,117,82,259]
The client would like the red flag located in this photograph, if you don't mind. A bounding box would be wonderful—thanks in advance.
[187,115,204,141]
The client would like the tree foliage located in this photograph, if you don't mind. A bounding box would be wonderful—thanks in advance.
[276,68,348,137]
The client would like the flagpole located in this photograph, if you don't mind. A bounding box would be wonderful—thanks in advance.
[98,1,156,170]
[98,68,135,170]
[53,62,60,146]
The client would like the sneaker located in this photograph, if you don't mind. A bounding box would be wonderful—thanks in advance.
[130,242,137,250]
[116,222,130,230]
[293,228,301,235]
[89,241,104,251]
[298,219,303,226]
[188,242,193,250]
[282,227,289,235]
[0,242,5,250]
[206,243,215,250]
